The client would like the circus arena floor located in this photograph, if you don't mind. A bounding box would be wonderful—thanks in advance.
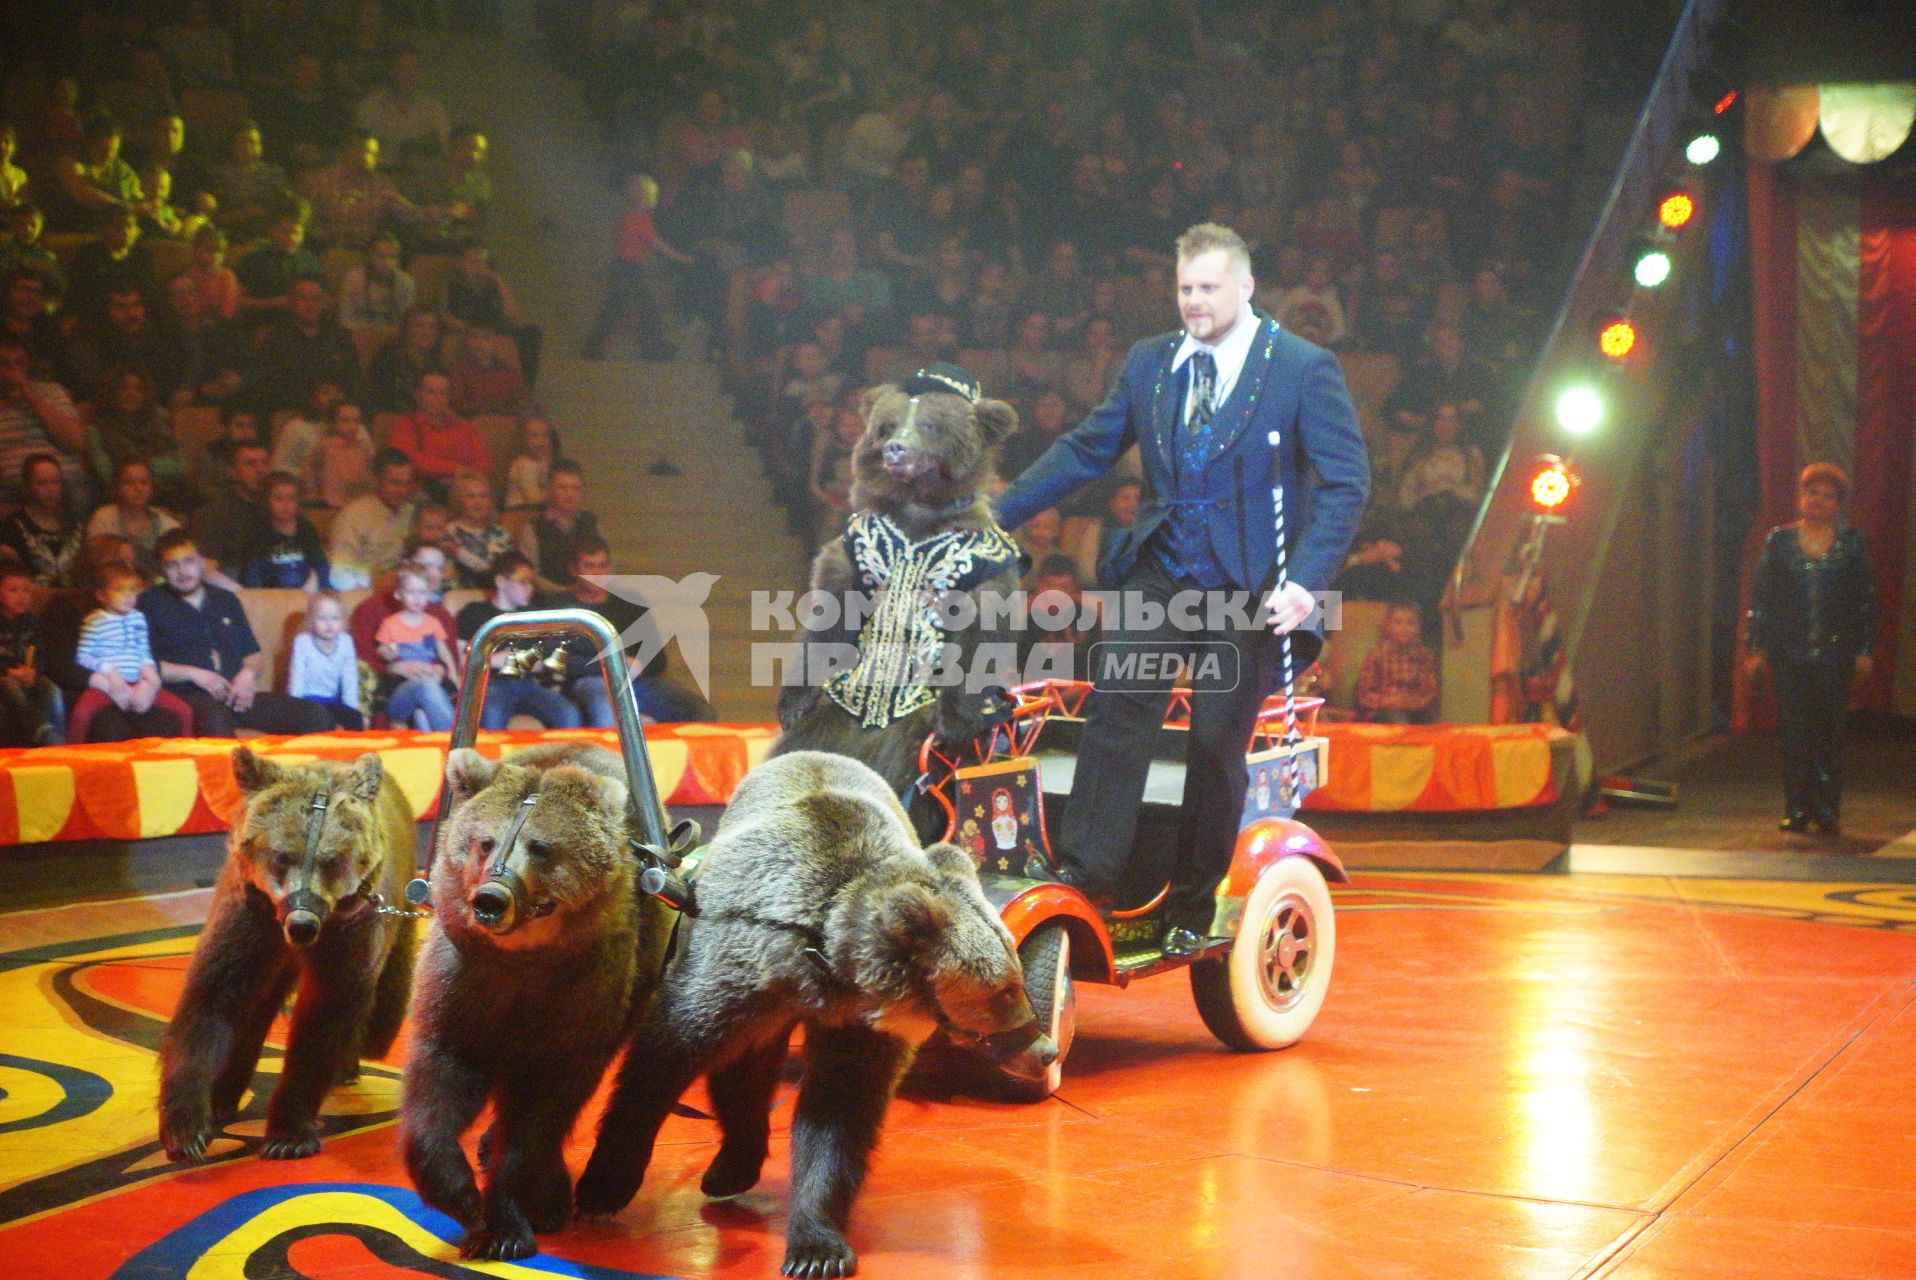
[3,862,1914,1280]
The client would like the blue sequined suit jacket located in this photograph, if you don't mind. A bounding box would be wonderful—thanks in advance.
[994,316,1370,596]
[1747,525,1876,667]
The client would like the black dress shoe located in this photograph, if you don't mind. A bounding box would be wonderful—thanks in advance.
[1160,926,1208,958]
[1022,855,1111,909]
[1779,815,1811,833]
[1810,816,1842,836]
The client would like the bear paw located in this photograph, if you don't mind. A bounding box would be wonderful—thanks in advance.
[259,1133,322,1160]
[162,1127,214,1165]
[573,1158,641,1217]
[700,1145,765,1198]
[782,1229,857,1278]
[460,1228,537,1262]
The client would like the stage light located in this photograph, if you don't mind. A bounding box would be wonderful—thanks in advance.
[1555,385,1604,436]
[1658,192,1695,229]
[1685,132,1721,165]
[1634,249,1673,288]
[1529,460,1574,511]
[1713,90,1737,115]
[1598,318,1637,360]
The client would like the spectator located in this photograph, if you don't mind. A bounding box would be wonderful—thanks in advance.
[1063,316,1121,416]
[445,240,542,382]
[143,530,332,737]
[207,121,293,242]
[182,441,262,574]
[304,399,376,507]
[72,563,191,742]
[798,229,891,330]
[185,226,240,322]
[1355,603,1439,723]
[1334,513,1409,602]
[238,471,329,590]
[582,173,689,362]
[0,339,88,508]
[518,459,598,593]
[348,539,452,679]
[253,50,349,174]
[0,122,28,210]
[96,45,178,142]
[1385,322,1500,450]
[235,198,324,313]
[1461,263,1535,374]
[247,277,359,415]
[286,589,361,729]
[365,304,445,414]
[156,0,238,91]
[447,327,529,417]
[1034,241,1093,338]
[545,536,715,724]
[1000,389,1070,481]
[86,458,181,576]
[446,469,513,588]
[0,563,65,745]
[268,379,345,480]
[387,370,489,494]
[130,113,211,223]
[338,230,415,329]
[331,0,397,100]
[63,284,184,405]
[301,132,419,252]
[354,47,449,177]
[375,562,459,731]
[329,448,416,589]
[33,76,83,162]
[0,453,83,586]
[839,91,920,191]
[411,501,455,560]
[503,415,556,508]
[0,206,65,298]
[1003,310,1065,400]
[84,367,192,508]
[1020,552,1099,678]
[1276,253,1350,348]
[157,272,245,411]
[806,402,863,540]
[1017,506,1064,566]
[454,551,579,729]
[50,110,142,233]
[66,207,156,323]
[412,124,491,245]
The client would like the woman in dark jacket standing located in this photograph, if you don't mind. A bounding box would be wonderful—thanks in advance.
[1745,463,1875,834]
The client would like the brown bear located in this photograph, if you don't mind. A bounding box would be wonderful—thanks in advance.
[576,750,1056,1279]
[774,363,1023,819]
[400,742,672,1263]
[159,747,417,1164]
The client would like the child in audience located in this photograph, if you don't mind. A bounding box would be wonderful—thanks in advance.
[304,400,376,507]
[375,564,459,731]
[287,590,362,729]
[134,162,208,242]
[0,564,65,745]
[85,458,181,576]
[518,460,598,592]
[447,469,512,588]
[503,416,557,508]
[238,472,329,589]
[187,225,238,320]
[70,564,191,741]
[1355,603,1438,724]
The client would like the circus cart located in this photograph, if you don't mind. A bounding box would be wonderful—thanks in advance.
[917,679,1346,1101]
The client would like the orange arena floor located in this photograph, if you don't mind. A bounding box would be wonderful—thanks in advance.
[4,870,1914,1279]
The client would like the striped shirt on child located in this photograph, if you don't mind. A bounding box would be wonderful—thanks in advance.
[76,609,154,681]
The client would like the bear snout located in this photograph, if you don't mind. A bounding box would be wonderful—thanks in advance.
[470,882,517,932]
[881,439,918,477]
[283,909,322,948]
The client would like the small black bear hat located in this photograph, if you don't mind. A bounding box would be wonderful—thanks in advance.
[901,362,981,403]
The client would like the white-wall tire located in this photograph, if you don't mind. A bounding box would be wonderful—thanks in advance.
[1190,858,1335,1051]
[1001,923,1075,1101]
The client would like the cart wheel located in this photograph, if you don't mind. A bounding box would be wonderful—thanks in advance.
[1002,923,1075,1102]
[1190,857,1335,1052]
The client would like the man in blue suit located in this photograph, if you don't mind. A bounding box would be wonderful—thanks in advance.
[995,223,1369,955]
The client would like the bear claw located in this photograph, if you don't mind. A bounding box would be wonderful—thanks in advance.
[260,1134,322,1160]
[461,1229,537,1262]
[783,1234,857,1278]
[165,1132,212,1165]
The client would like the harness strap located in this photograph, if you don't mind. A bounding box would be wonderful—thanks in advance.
[486,792,540,882]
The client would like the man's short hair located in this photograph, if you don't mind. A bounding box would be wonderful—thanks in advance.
[1033,553,1080,583]
[1174,222,1252,272]
[155,528,198,560]
[17,450,61,489]
[98,564,146,593]
[569,534,611,565]
[490,550,533,581]
[374,447,413,476]
[264,469,301,495]
[549,458,583,480]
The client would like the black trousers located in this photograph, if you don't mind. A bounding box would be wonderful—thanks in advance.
[583,260,670,355]
[1773,657,1849,823]
[170,686,335,739]
[1056,555,1295,934]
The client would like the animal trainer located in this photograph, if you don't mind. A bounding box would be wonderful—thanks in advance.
[996,221,1370,959]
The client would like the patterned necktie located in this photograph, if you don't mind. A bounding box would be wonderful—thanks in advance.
[1187,350,1216,433]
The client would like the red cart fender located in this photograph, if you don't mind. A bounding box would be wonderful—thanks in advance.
[1221,818,1349,899]
[991,883,1119,984]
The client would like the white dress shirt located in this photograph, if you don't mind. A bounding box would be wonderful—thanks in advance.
[1171,300,1264,423]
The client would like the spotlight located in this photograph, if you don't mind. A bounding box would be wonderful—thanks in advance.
[1634,249,1673,288]
[1528,457,1576,513]
[1658,192,1695,229]
[1555,385,1604,436]
[1713,90,1737,115]
[1685,132,1721,166]
[1598,318,1637,360]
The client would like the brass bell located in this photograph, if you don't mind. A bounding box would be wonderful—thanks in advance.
[538,647,569,685]
[497,646,543,679]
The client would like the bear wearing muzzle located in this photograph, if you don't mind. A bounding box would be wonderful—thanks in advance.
[576,750,1056,1279]
[158,747,417,1164]
[401,742,672,1262]
[774,364,1022,834]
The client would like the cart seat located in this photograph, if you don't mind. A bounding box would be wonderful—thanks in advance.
[1032,751,1189,810]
